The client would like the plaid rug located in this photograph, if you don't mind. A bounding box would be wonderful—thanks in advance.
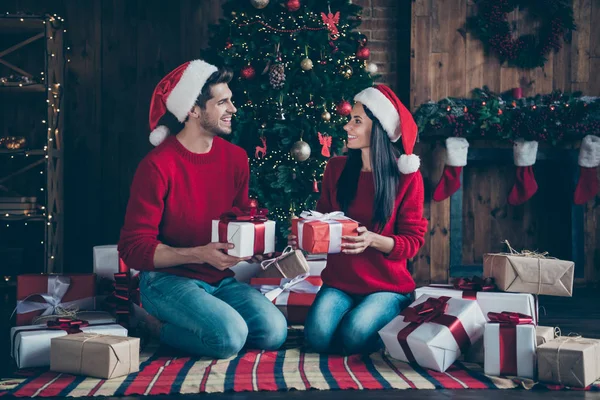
[1,342,598,397]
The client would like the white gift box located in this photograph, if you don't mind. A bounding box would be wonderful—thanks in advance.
[211,220,276,258]
[11,322,127,369]
[414,285,538,324]
[484,323,536,379]
[379,295,486,372]
[93,245,139,279]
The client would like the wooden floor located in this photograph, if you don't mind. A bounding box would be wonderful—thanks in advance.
[2,286,599,400]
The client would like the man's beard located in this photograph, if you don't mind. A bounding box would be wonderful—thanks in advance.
[200,114,231,135]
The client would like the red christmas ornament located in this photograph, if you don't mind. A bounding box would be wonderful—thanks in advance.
[356,46,370,60]
[241,65,256,80]
[336,100,352,116]
[286,0,301,12]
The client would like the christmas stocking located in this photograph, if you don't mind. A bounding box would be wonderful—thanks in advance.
[433,137,469,201]
[508,139,539,206]
[574,135,600,205]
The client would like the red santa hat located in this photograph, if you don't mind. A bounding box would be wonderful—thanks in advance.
[354,84,420,174]
[148,59,218,146]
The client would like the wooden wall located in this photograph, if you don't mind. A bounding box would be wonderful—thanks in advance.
[410,0,600,285]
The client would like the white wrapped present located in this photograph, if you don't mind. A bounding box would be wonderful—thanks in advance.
[484,312,537,379]
[11,319,127,369]
[379,294,486,372]
[211,208,275,258]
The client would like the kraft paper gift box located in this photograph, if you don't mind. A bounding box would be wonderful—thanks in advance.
[16,274,96,326]
[251,275,322,325]
[537,336,600,388]
[536,326,557,346]
[483,253,574,297]
[211,208,275,258]
[11,320,127,369]
[255,247,310,279]
[483,312,537,379]
[378,295,486,373]
[51,333,140,379]
[291,211,358,254]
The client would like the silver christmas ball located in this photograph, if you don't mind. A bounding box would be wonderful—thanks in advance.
[290,140,311,162]
[366,62,378,74]
[251,0,270,9]
[300,58,313,71]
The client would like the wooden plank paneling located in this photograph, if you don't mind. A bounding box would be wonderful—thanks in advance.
[571,0,592,83]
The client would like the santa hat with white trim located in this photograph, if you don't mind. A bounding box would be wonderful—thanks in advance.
[148,59,218,146]
[354,84,420,174]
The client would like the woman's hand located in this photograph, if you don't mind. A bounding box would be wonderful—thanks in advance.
[287,234,298,250]
[341,226,375,254]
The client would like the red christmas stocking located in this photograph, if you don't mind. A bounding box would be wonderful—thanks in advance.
[574,135,600,205]
[508,140,539,206]
[433,137,469,201]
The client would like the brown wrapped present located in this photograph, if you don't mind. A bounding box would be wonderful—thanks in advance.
[255,247,310,279]
[537,336,600,388]
[50,333,139,379]
[536,326,557,346]
[483,253,574,297]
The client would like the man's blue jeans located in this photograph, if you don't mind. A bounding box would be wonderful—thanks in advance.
[304,285,411,355]
[139,271,288,358]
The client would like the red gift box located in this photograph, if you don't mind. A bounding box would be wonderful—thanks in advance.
[250,276,322,325]
[15,274,96,326]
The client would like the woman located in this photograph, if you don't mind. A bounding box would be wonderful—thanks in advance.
[289,84,428,355]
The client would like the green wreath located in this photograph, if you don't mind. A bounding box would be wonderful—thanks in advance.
[466,0,576,69]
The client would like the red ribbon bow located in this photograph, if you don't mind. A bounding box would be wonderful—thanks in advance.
[489,311,533,376]
[488,311,533,325]
[397,296,471,364]
[47,318,90,334]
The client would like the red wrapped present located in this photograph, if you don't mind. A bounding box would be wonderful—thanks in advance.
[250,275,322,324]
[291,210,358,254]
[15,274,96,326]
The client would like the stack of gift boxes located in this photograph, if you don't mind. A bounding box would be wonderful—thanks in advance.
[378,251,600,388]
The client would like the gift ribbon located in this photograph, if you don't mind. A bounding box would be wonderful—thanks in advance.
[396,296,471,364]
[218,207,269,255]
[12,276,95,321]
[260,246,295,278]
[488,311,533,376]
[297,210,349,253]
[255,273,321,302]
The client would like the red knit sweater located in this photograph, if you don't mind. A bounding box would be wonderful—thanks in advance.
[118,135,250,283]
[316,156,428,294]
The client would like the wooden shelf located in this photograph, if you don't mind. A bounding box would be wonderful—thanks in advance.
[0,17,45,34]
[0,83,45,93]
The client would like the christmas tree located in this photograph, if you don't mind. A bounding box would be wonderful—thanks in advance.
[203,0,376,248]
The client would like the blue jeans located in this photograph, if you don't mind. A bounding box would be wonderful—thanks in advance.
[304,285,411,355]
[139,271,288,359]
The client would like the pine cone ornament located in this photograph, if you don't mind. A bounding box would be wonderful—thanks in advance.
[269,63,286,89]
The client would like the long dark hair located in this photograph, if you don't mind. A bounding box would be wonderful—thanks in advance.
[336,105,401,232]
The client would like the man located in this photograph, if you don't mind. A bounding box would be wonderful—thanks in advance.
[118,59,287,358]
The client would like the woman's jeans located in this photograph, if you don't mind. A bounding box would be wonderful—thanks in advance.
[304,284,411,355]
[139,271,288,359]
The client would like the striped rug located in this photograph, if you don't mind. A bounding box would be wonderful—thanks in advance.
[1,344,598,397]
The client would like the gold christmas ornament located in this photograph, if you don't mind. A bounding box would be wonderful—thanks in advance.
[290,140,311,162]
[300,58,313,71]
[339,64,353,79]
[321,111,331,122]
[251,0,270,9]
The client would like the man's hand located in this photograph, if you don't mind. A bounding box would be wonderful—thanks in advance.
[191,243,251,271]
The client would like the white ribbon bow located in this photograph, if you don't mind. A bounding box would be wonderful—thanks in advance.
[12,276,95,320]
[260,246,295,277]
[258,273,320,302]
